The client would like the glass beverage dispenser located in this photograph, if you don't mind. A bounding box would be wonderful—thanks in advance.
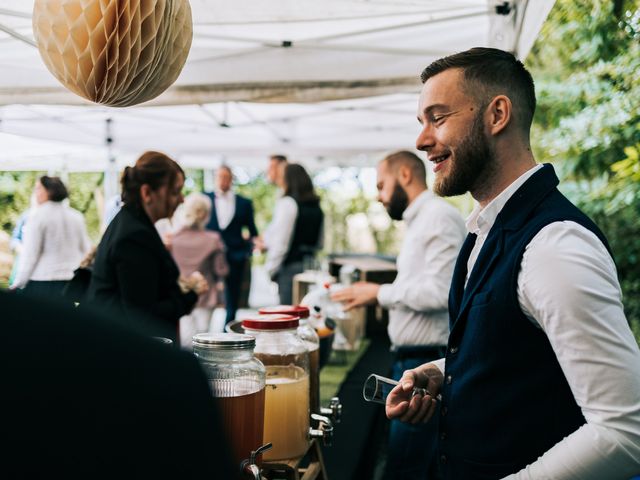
[192,333,266,468]
[242,314,310,461]
[258,305,320,414]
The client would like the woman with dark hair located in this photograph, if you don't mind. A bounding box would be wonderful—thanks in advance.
[263,163,324,304]
[11,176,91,298]
[87,151,207,339]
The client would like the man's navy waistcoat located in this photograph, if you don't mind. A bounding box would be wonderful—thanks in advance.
[439,164,612,479]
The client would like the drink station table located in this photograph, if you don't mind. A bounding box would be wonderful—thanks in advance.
[261,439,328,480]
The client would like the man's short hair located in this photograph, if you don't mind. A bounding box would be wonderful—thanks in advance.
[420,47,536,133]
[270,155,287,163]
[218,164,232,176]
[382,150,427,185]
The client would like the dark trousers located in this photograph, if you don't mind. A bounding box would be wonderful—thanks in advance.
[22,280,68,300]
[224,257,246,324]
[383,346,446,480]
[276,260,304,305]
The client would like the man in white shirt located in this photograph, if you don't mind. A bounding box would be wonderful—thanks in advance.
[204,166,258,324]
[386,47,640,479]
[332,150,466,479]
[266,154,287,187]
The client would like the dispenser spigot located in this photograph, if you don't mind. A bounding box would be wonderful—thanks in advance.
[240,442,272,480]
[309,413,334,446]
[320,396,342,424]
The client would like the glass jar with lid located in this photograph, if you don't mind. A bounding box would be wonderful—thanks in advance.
[259,305,320,413]
[242,314,310,461]
[192,333,266,468]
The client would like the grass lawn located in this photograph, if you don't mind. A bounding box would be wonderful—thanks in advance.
[319,339,370,406]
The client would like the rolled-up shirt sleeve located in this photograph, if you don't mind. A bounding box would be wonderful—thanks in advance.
[505,221,640,479]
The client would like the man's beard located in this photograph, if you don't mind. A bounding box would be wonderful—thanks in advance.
[433,112,496,198]
[385,183,409,220]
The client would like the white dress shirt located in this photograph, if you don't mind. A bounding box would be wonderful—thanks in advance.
[214,190,236,230]
[12,201,91,288]
[377,190,466,347]
[263,196,298,278]
[434,165,640,479]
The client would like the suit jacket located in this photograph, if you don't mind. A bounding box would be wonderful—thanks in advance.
[205,192,258,263]
[1,290,237,479]
[87,203,198,338]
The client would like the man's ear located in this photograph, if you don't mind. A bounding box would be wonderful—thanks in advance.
[397,164,412,187]
[486,95,512,136]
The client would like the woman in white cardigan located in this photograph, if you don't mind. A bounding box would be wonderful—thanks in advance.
[11,176,91,298]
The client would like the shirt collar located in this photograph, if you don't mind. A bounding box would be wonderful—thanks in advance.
[402,189,432,225]
[215,189,234,199]
[465,164,543,235]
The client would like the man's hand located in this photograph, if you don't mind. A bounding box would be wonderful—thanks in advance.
[386,363,444,424]
[252,236,266,253]
[161,232,173,251]
[330,282,380,311]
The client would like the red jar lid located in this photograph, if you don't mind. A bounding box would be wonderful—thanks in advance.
[258,305,310,319]
[241,314,300,330]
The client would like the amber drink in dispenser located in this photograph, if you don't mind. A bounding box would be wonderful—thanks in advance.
[259,305,320,413]
[192,333,266,468]
[243,314,310,461]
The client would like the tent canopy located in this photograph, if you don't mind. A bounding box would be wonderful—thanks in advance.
[0,0,555,170]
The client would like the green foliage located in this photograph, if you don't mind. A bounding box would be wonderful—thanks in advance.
[0,172,39,235]
[183,169,204,195]
[0,172,103,242]
[531,0,640,179]
[235,176,279,234]
[529,0,640,340]
[67,172,102,241]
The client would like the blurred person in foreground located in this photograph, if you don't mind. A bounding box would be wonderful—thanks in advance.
[87,151,207,341]
[332,150,465,479]
[11,176,91,298]
[1,289,237,479]
[205,165,258,324]
[386,47,640,479]
[172,192,229,347]
[263,163,324,304]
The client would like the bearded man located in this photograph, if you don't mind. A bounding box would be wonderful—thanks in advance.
[386,47,640,480]
[332,150,465,479]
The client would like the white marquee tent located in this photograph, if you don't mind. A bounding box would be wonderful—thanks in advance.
[0,0,555,172]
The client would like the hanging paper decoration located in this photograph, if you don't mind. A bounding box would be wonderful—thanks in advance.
[32,0,193,107]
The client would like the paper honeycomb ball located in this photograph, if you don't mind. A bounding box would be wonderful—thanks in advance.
[33,0,193,107]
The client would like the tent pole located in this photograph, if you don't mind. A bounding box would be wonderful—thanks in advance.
[103,118,118,218]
